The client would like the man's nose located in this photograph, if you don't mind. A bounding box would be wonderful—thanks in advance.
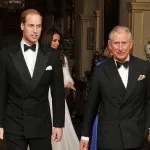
[118,43,123,50]
[33,27,37,33]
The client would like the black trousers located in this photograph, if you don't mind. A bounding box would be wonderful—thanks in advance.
[5,133,52,150]
[98,143,149,150]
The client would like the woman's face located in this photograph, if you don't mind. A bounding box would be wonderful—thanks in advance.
[51,33,60,49]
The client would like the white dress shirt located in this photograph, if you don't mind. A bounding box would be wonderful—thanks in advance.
[114,55,129,88]
[81,55,130,141]
[21,40,38,77]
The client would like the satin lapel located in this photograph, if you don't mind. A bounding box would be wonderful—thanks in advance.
[123,56,140,103]
[9,45,31,84]
[30,47,50,91]
[103,58,126,96]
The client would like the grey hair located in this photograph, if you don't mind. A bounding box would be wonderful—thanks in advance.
[109,26,132,41]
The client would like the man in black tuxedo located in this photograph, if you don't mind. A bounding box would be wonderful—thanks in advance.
[0,9,65,150]
[80,26,150,150]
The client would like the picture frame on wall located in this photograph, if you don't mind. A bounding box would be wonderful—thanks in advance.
[87,28,95,50]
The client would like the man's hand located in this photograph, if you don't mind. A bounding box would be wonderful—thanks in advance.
[0,128,4,140]
[52,128,63,142]
[80,139,89,150]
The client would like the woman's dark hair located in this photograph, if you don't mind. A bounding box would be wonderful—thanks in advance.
[41,28,65,67]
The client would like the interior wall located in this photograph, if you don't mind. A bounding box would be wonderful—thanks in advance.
[128,0,150,59]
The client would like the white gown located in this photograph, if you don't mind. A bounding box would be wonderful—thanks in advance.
[50,56,79,150]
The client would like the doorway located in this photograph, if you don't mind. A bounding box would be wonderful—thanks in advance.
[104,0,120,47]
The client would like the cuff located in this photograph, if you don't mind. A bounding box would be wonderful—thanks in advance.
[81,136,89,141]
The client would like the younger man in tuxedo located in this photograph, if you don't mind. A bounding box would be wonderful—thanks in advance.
[0,9,65,150]
[80,26,150,150]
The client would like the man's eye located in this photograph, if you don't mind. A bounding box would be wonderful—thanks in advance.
[114,42,119,45]
[37,25,41,28]
[122,42,127,45]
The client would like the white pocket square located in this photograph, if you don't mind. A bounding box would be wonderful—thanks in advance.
[138,75,145,81]
[45,66,52,70]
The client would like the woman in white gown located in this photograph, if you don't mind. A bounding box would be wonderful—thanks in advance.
[42,29,79,150]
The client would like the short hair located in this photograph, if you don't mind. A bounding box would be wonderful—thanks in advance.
[41,28,61,45]
[21,9,42,24]
[109,26,132,41]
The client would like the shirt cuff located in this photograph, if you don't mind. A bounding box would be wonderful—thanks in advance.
[81,136,89,141]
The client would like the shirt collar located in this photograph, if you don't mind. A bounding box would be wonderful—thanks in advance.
[21,39,39,52]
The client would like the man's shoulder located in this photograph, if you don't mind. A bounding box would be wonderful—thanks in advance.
[131,55,149,65]
[130,55,150,72]
[40,45,60,62]
[0,45,12,61]
[96,57,112,68]
[1,42,20,52]
[94,58,111,73]
[41,44,58,54]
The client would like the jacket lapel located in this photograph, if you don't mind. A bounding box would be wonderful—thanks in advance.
[9,44,50,95]
[103,57,126,98]
[123,56,140,103]
[9,44,31,84]
[30,45,50,91]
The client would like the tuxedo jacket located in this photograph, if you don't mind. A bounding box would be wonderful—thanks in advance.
[82,55,150,149]
[0,43,65,138]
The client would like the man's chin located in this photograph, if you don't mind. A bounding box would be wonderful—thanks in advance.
[30,39,38,44]
[116,56,127,62]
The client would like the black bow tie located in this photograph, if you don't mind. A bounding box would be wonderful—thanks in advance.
[116,61,129,69]
[24,44,36,52]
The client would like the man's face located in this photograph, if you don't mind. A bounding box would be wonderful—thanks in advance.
[108,31,133,62]
[51,33,60,49]
[21,14,42,45]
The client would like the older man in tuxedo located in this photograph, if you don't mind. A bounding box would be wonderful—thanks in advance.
[80,26,150,150]
[0,9,65,150]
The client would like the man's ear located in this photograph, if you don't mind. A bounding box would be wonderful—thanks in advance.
[108,40,112,50]
[20,23,24,31]
[129,41,134,50]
